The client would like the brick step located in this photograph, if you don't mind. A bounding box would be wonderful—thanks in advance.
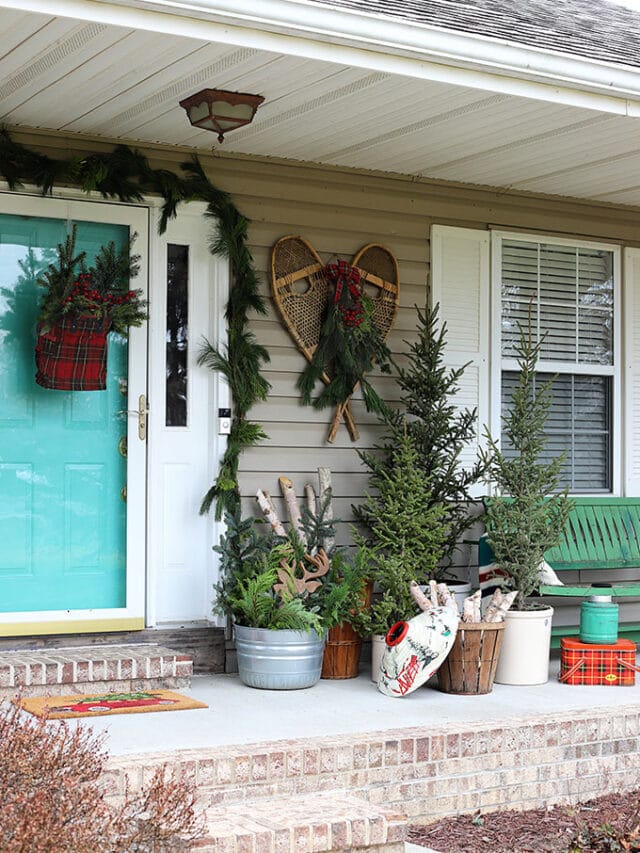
[0,643,193,699]
[192,792,406,853]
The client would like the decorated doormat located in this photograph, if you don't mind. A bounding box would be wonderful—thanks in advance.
[20,690,208,719]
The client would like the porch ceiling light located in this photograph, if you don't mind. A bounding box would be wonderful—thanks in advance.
[179,88,265,143]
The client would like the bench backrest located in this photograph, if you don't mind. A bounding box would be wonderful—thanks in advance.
[545,498,640,571]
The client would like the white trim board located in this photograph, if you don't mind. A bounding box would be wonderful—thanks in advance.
[2,0,640,115]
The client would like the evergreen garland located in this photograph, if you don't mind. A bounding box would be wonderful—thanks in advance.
[0,127,269,519]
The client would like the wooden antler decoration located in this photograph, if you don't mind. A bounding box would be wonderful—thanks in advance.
[273,548,330,596]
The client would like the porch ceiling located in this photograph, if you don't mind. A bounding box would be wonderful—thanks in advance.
[2,5,640,207]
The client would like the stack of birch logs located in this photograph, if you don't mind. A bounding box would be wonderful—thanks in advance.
[255,467,335,551]
[414,582,518,695]
[410,580,517,623]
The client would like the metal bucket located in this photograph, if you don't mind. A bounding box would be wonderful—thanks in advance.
[234,624,326,690]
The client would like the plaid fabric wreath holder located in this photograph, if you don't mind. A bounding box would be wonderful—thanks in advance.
[35,316,111,391]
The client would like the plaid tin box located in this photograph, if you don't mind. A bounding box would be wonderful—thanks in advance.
[559,637,639,686]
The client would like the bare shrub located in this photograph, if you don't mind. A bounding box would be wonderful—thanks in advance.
[0,700,204,853]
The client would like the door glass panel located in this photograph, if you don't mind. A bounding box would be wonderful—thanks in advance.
[166,244,189,427]
[0,213,129,612]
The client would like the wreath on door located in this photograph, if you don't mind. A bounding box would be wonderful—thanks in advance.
[34,226,146,391]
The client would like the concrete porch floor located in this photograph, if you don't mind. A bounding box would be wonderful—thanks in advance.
[79,655,640,757]
[80,655,640,851]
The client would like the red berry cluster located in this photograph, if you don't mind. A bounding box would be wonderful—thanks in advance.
[333,278,365,328]
[64,273,137,309]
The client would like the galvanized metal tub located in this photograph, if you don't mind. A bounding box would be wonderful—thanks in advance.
[233,624,326,690]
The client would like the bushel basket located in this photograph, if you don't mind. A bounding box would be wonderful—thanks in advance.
[437,621,505,695]
[321,622,363,679]
[35,316,111,391]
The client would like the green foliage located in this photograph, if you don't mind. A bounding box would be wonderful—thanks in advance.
[297,275,391,416]
[0,129,270,520]
[36,226,145,335]
[357,304,486,572]
[480,320,574,610]
[355,427,449,634]
[214,500,369,636]
[309,546,372,637]
[567,820,640,851]
[229,566,323,633]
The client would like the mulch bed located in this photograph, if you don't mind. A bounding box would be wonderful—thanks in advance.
[408,789,640,852]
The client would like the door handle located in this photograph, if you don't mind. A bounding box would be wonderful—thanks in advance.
[118,395,148,440]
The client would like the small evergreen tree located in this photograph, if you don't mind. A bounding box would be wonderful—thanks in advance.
[356,427,449,634]
[480,321,573,610]
[356,305,487,574]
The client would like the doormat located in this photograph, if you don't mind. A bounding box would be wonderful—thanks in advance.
[20,690,208,719]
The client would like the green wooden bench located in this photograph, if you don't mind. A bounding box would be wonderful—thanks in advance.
[481,497,640,647]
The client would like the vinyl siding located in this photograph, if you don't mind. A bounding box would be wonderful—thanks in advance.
[7,131,640,595]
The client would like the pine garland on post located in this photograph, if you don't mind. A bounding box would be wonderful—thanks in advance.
[0,128,269,519]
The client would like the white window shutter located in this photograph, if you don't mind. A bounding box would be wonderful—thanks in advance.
[430,225,491,498]
[624,248,640,496]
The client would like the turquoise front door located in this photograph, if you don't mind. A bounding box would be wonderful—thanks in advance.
[0,212,133,614]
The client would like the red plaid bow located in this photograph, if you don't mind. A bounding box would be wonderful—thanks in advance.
[325,260,360,289]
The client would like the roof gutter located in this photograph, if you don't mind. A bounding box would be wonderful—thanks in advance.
[4,0,640,116]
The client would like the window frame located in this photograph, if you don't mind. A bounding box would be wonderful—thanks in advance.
[490,230,622,497]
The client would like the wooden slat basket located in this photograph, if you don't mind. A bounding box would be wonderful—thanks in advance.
[437,621,505,695]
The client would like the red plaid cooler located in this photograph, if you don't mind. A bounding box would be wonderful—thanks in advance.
[559,637,639,686]
[35,317,110,391]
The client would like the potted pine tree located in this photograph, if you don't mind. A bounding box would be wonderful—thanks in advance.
[355,427,450,681]
[481,321,573,685]
[356,305,488,598]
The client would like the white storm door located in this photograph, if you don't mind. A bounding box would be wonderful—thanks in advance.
[147,204,228,625]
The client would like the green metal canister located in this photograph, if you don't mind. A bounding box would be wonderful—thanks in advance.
[579,594,619,644]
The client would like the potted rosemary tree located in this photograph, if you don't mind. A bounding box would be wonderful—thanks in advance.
[481,322,573,685]
[213,510,366,690]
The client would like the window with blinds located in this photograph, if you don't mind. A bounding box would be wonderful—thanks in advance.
[500,238,616,493]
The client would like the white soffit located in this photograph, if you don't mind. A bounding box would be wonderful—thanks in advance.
[1,4,640,207]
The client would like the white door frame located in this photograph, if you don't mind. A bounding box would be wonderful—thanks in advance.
[146,201,229,627]
[0,190,148,634]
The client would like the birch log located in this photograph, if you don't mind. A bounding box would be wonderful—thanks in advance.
[304,483,317,554]
[263,490,277,518]
[279,477,306,545]
[304,483,316,515]
[485,590,518,623]
[436,583,458,613]
[410,581,432,612]
[317,467,334,553]
[256,489,286,536]
[429,580,439,609]
[462,590,482,623]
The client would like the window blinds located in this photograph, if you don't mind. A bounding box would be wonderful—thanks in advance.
[501,240,613,366]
